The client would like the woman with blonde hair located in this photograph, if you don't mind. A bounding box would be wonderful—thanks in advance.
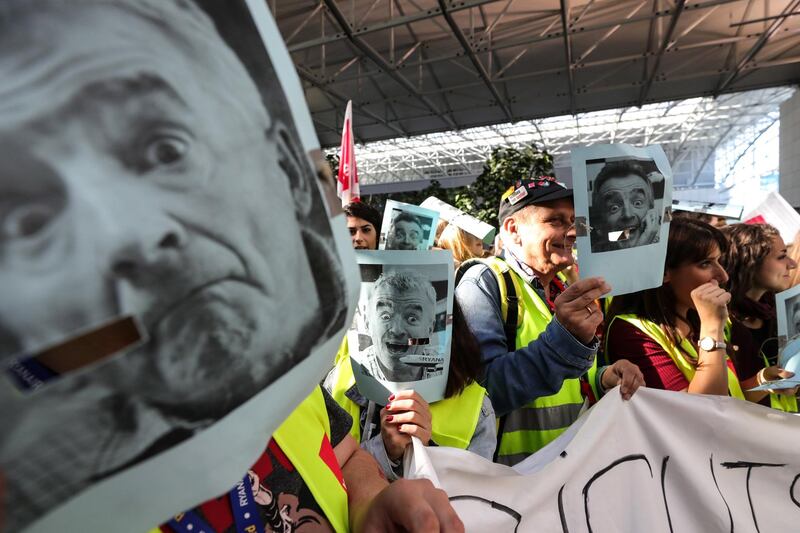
[436,221,486,267]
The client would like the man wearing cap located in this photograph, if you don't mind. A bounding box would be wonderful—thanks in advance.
[456,177,644,465]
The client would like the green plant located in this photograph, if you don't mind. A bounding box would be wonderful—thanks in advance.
[458,144,554,228]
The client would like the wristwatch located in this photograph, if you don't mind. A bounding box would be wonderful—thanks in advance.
[698,337,727,352]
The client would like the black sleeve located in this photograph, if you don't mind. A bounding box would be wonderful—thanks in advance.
[321,386,353,447]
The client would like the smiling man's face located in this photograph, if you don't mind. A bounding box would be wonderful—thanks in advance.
[514,198,576,276]
[367,279,435,381]
[0,3,318,406]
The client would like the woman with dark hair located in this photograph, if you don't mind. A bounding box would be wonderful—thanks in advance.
[324,299,494,479]
[720,223,797,411]
[604,218,743,397]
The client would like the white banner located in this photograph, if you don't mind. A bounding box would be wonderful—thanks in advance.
[406,388,800,532]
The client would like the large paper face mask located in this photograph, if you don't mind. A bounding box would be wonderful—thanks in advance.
[347,250,454,404]
[0,1,357,530]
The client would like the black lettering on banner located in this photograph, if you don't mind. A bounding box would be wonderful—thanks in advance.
[791,473,800,509]
[660,456,673,533]
[582,454,652,533]
[709,454,734,533]
[721,461,785,533]
[558,484,569,533]
[448,495,522,533]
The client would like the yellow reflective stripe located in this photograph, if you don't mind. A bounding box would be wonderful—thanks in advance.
[496,427,568,458]
[611,315,745,400]
[333,337,349,366]
[502,401,584,433]
[329,341,363,442]
[757,353,799,412]
[429,382,486,449]
[273,387,349,533]
[477,258,593,460]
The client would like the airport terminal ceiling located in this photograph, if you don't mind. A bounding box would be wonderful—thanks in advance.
[274,0,800,147]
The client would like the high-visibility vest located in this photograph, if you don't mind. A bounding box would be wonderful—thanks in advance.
[759,353,799,412]
[150,387,349,533]
[272,387,349,533]
[608,315,745,399]
[463,257,598,466]
[328,347,486,450]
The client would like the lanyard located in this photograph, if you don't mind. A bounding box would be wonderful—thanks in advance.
[168,475,265,533]
[229,475,266,533]
[168,511,214,533]
[6,357,58,391]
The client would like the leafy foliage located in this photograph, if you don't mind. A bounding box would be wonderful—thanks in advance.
[455,144,554,228]
[327,144,554,229]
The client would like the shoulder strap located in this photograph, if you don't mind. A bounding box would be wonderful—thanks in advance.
[456,257,519,350]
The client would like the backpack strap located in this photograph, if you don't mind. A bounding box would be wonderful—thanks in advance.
[456,258,519,462]
[456,258,519,350]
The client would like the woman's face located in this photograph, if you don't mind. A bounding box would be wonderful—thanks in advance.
[755,235,797,293]
[666,244,729,311]
[465,233,484,259]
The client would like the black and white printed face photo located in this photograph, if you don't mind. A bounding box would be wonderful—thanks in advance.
[587,158,665,253]
[386,211,429,250]
[788,297,800,339]
[364,271,440,382]
[0,0,347,529]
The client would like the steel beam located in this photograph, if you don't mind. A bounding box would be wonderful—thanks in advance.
[321,0,456,129]
[559,0,576,115]
[638,0,686,106]
[289,0,501,52]
[715,0,800,94]
[437,0,513,121]
[297,65,407,137]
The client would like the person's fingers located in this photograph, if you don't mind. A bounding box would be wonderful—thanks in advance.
[387,398,430,416]
[397,424,430,441]
[558,277,609,303]
[386,410,431,430]
[424,485,465,533]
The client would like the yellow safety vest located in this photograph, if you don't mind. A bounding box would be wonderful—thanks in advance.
[759,353,798,412]
[272,386,350,533]
[328,346,486,449]
[608,315,745,399]
[149,387,349,533]
[473,257,598,466]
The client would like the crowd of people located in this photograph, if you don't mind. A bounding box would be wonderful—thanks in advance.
[3,1,796,530]
[332,178,799,523]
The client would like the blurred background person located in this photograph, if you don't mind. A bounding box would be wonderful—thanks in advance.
[436,221,486,268]
[345,202,381,250]
[605,219,743,398]
[787,230,800,288]
[721,223,797,411]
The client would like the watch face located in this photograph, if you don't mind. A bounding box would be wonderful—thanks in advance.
[699,337,714,351]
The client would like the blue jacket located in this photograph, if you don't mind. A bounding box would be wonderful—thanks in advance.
[455,253,598,417]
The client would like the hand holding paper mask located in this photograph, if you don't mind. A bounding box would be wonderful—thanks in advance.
[553,277,611,344]
[571,144,672,297]
[349,251,454,404]
[380,389,433,460]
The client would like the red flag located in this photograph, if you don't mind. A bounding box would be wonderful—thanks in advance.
[337,100,360,206]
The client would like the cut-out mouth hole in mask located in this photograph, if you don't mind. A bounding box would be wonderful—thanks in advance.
[608,227,637,242]
[6,315,145,393]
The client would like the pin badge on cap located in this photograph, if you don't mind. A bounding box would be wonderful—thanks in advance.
[507,186,529,206]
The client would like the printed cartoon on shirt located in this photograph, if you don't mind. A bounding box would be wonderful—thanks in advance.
[348,250,454,403]
[0,0,359,530]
